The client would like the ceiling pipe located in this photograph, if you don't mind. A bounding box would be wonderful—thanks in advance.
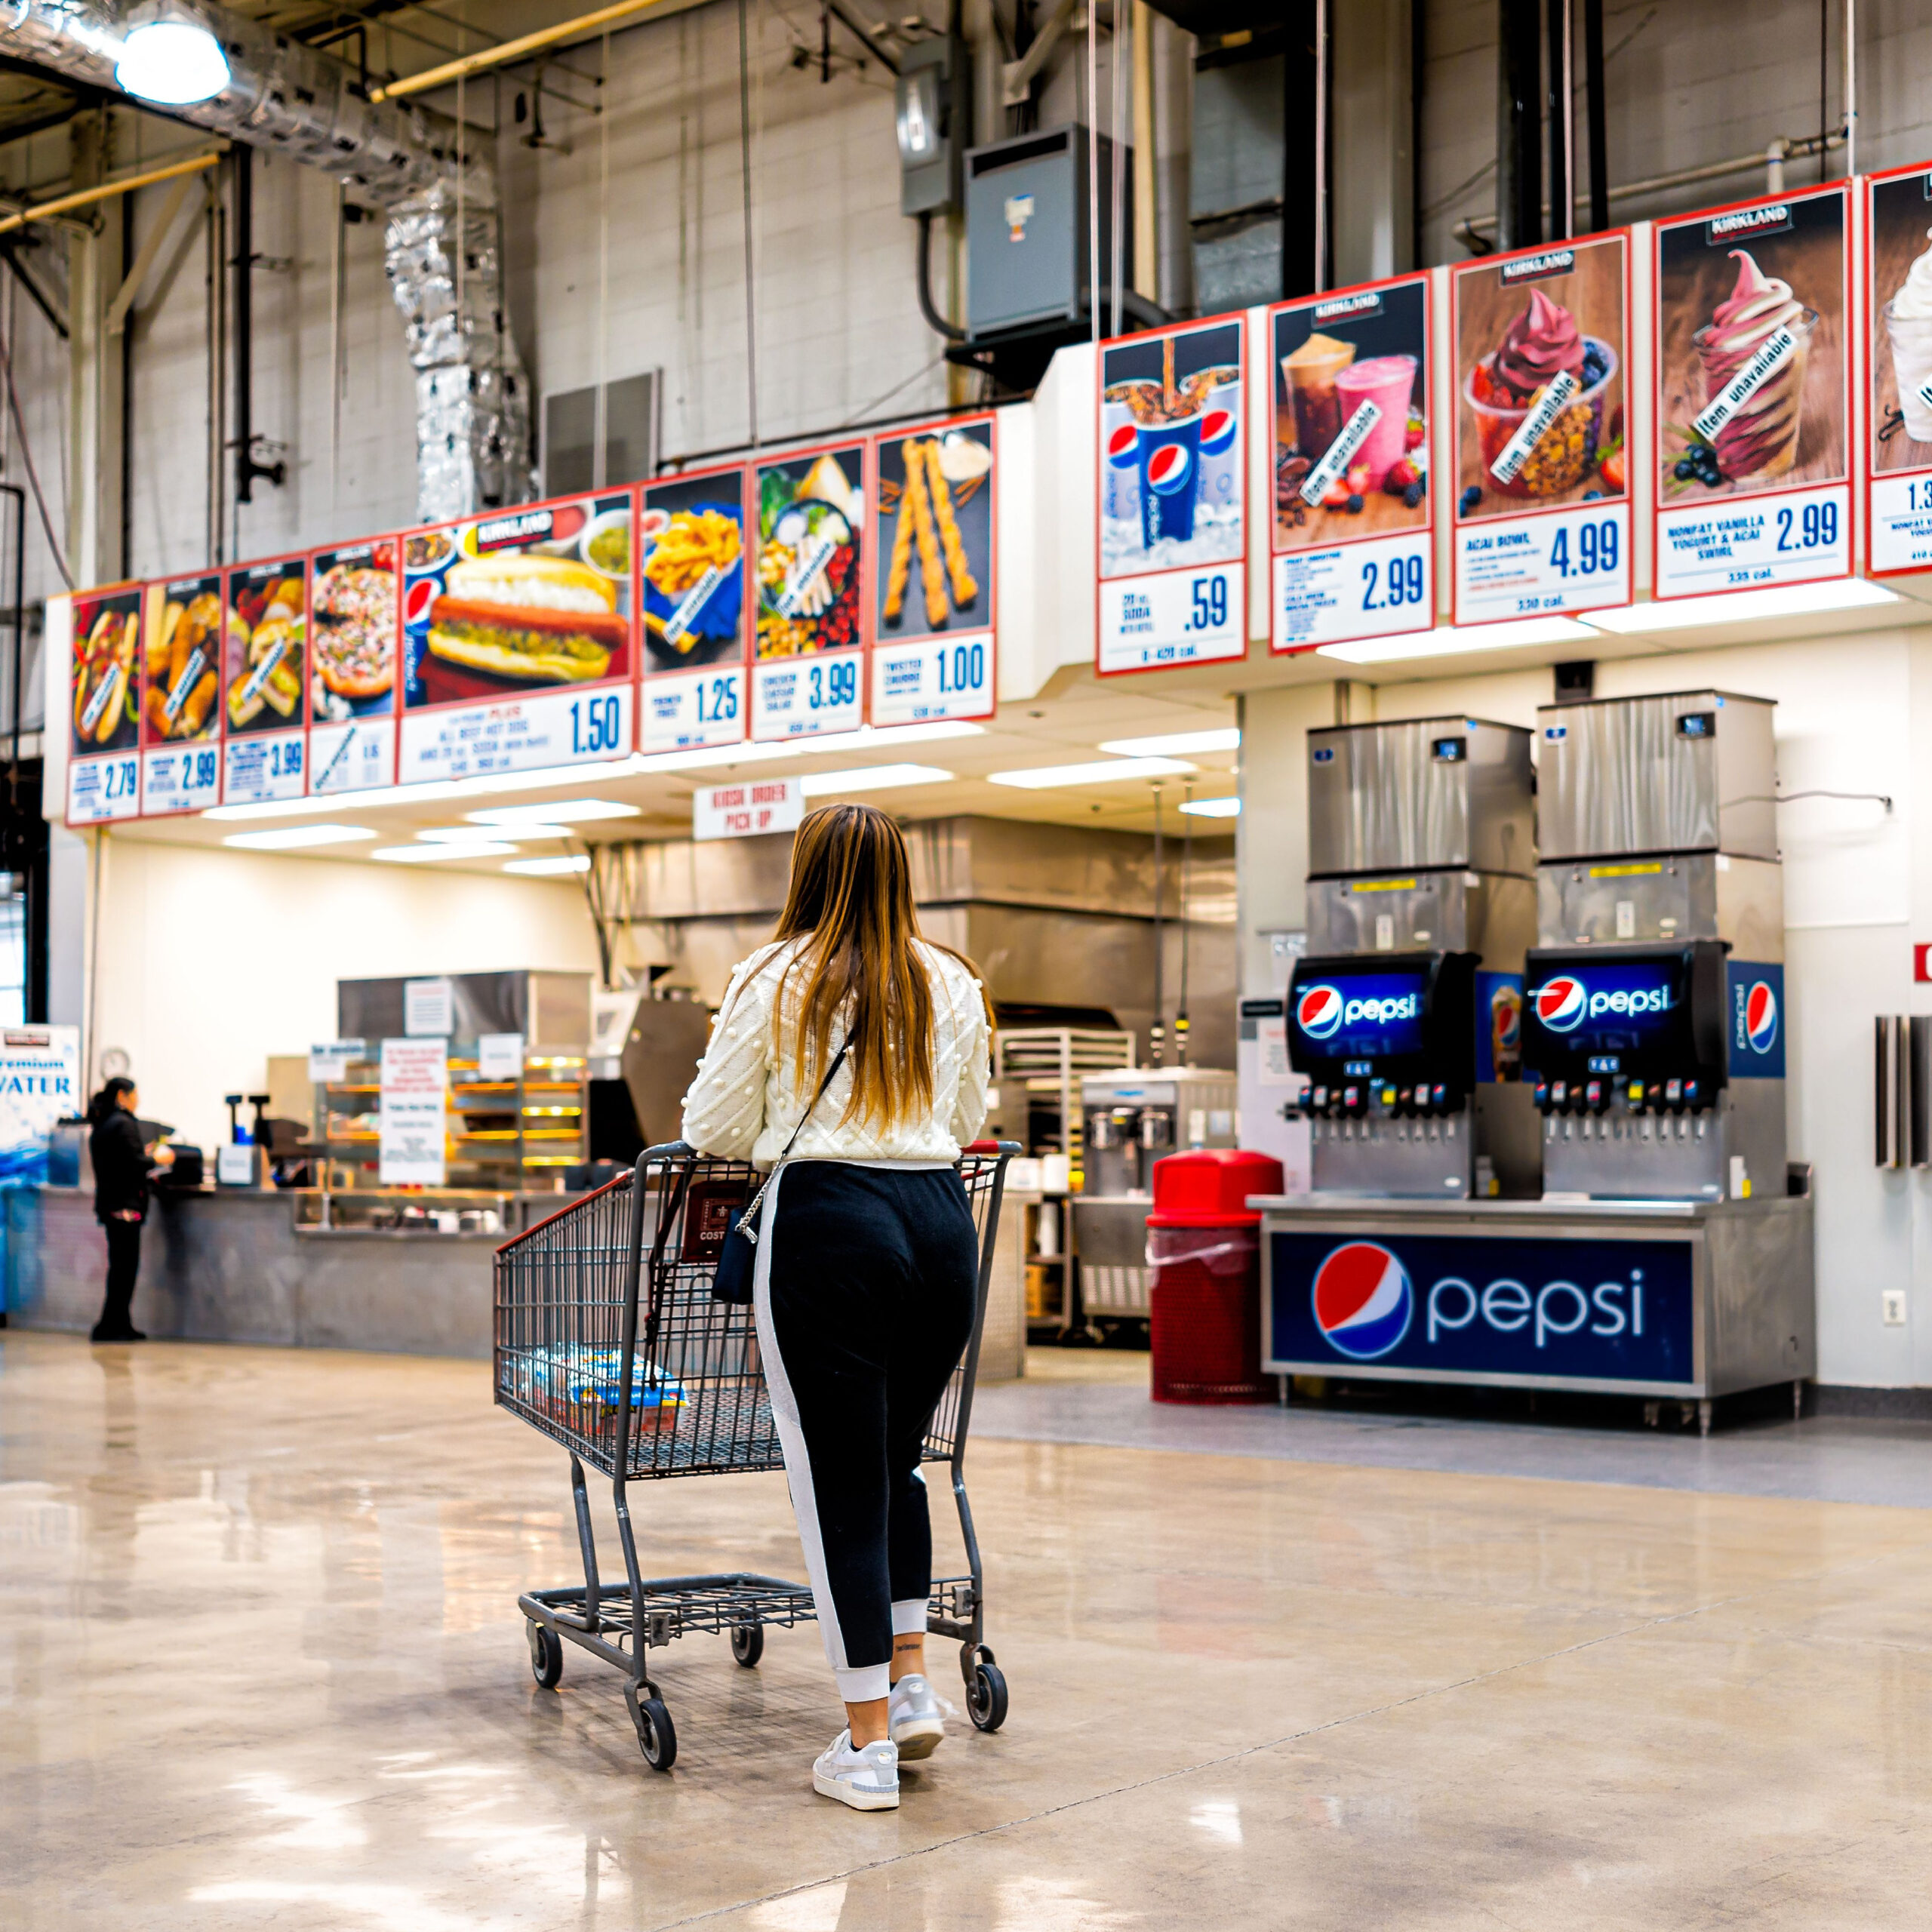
[0,0,531,522]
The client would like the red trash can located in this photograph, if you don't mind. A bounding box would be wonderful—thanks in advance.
[1146,1149,1284,1404]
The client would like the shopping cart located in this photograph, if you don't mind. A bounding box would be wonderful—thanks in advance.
[494,1138,1018,1772]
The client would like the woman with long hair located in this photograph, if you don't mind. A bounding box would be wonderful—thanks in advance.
[681,802,992,1812]
[85,1075,173,1342]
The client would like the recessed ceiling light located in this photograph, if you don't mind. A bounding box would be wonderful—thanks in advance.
[504,854,592,875]
[371,841,519,863]
[221,824,376,851]
[796,764,954,797]
[1317,615,1595,664]
[466,798,639,826]
[419,823,571,842]
[1097,728,1241,757]
[986,756,1196,789]
[1179,795,1241,817]
[1580,577,1897,634]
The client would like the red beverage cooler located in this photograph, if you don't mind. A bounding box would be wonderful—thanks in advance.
[1146,1149,1284,1404]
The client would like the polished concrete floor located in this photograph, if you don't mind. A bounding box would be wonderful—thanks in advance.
[7,1331,1932,1928]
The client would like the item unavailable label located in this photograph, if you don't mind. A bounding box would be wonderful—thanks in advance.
[78,662,122,738]
[1655,483,1847,598]
[1690,326,1798,443]
[1100,566,1244,673]
[140,743,221,815]
[397,683,632,785]
[777,534,838,617]
[1490,370,1580,485]
[641,664,744,753]
[309,717,396,795]
[870,632,994,724]
[1869,474,1932,574]
[160,647,209,725]
[1300,402,1382,506]
[66,752,140,825]
[1455,502,1630,621]
[663,566,724,645]
[223,730,306,806]
[752,649,863,740]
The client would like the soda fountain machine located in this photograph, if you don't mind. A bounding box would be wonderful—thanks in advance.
[1252,692,1815,1432]
[1525,691,1786,1201]
[1284,717,1540,1198]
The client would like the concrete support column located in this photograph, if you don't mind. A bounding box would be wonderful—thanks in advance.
[1149,8,1193,318]
[1331,0,1414,285]
[65,110,127,588]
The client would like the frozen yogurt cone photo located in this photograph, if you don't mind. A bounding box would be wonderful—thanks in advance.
[1692,249,1817,483]
[1886,227,1932,446]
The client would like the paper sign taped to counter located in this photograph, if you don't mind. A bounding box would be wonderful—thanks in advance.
[380,1036,448,1186]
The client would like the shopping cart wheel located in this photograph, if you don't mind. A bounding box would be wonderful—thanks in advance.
[630,1690,678,1772]
[966,1660,1008,1734]
[528,1622,563,1690]
[730,1622,764,1668]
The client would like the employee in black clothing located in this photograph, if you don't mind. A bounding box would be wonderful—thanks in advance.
[87,1076,173,1343]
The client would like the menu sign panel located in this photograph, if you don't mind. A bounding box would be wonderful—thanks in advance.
[1269,275,1432,652]
[138,573,223,815]
[639,464,749,752]
[222,555,308,806]
[379,1035,447,1186]
[1097,315,1246,672]
[63,582,143,823]
[752,441,867,740]
[1452,235,1631,623]
[398,492,635,784]
[871,416,995,722]
[308,537,398,795]
[1654,185,1850,597]
[1867,165,1932,574]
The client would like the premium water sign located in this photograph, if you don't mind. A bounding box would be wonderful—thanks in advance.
[1287,718,1540,1198]
[1528,693,1786,1201]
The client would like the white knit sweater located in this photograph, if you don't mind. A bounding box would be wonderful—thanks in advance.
[681,937,992,1164]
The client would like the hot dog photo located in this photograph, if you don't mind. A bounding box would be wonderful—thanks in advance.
[402,492,633,709]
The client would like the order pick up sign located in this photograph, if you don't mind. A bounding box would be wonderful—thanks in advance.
[694,777,804,841]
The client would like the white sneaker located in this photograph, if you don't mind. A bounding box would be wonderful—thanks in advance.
[812,1729,900,1811]
[888,1674,946,1761]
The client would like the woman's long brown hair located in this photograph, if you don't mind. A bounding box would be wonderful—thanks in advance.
[770,803,987,1128]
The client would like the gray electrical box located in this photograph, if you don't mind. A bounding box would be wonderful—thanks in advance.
[964,125,1129,339]
[897,34,970,216]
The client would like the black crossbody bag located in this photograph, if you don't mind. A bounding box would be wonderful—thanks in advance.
[709,1035,852,1305]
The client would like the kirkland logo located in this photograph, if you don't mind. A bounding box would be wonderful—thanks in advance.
[1313,291,1383,321]
[1500,248,1575,284]
[1706,203,1793,242]
[475,509,555,546]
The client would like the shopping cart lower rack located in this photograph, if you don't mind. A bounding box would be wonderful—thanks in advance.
[493,1139,1018,1771]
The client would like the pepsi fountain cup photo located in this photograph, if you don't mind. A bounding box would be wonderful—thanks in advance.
[1100,318,1244,577]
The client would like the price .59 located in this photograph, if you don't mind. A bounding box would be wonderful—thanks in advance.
[1186,575,1230,632]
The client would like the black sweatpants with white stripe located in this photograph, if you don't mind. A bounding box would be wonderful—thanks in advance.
[753,1161,980,1704]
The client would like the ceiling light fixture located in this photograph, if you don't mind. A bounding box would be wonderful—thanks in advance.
[1096,728,1241,758]
[1579,577,1897,635]
[503,854,592,876]
[115,17,231,106]
[220,823,375,852]
[1179,795,1241,818]
[371,841,519,863]
[1317,615,1595,665]
[465,799,640,827]
[796,764,955,797]
[986,755,1197,790]
[417,823,569,843]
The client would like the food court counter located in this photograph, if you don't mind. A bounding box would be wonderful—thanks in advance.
[6,1184,572,1359]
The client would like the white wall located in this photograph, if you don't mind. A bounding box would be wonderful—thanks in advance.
[84,839,597,1150]
[1238,626,1930,1389]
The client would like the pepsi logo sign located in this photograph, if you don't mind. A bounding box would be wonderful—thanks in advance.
[1743,980,1778,1054]
[404,577,439,624]
[1147,444,1194,496]
[1531,978,1671,1031]
[1297,983,1344,1040]
[1106,423,1140,469]
[1312,1242,1414,1360]
[1198,408,1237,455]
[1534,977,1586,1032]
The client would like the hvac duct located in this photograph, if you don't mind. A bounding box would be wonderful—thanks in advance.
[0,0,531,521]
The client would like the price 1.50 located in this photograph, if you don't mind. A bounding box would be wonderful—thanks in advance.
[568,692,624,755]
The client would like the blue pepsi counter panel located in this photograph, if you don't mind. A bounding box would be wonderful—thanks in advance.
[1251,1190,1815,1410]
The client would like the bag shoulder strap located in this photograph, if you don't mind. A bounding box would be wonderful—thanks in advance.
[734,1033,852,1244]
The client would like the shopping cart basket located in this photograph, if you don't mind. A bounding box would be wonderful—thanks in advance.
[494,1138,1018,1771]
